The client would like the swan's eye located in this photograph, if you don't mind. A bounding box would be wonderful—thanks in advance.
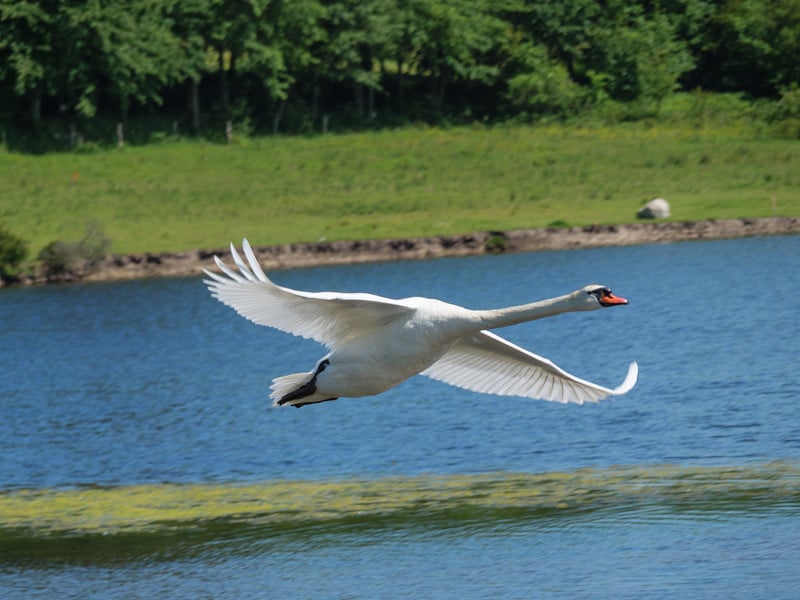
[588,288,609,298]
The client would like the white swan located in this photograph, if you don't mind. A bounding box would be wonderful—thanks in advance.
[204,239,638,408]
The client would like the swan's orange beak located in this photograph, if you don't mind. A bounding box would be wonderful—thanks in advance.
[600,291,628,306]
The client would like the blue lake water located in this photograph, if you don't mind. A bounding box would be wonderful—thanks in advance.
[1,235,799,598]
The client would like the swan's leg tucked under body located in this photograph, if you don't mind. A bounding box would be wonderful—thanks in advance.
[272,360,339,407]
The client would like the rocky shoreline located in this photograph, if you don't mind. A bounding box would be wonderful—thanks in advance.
[10,217,800,285]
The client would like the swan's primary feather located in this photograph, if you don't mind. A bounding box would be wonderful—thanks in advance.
[203,240,413,348]
[422,331,638,404]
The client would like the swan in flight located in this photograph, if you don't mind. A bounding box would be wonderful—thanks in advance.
[204,239,638,408]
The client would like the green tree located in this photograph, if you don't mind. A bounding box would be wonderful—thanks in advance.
[267,0,325,132]
[60,0,183,121]
[0,0,58,124]
[698,0,800,96]
[168,0,213,135]
[507,43,583,117]
[204,0,324,129]
[516,0,602,85]
[206,0,272,118]
[316,0,394,119]
[395,0,510,112]
[247,0,325,105]
[633,13,694,110]
[595,11,693,107]
[518,0,692,109]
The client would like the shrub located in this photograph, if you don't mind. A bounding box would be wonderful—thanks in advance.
[484,232,507,253]
[0,224,28,280]
[766,85,800,138]
[37,222,111,278]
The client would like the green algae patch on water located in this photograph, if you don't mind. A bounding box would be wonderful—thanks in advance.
[1,463,799,546]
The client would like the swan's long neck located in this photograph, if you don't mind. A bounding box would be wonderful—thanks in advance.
[475,292,583,330]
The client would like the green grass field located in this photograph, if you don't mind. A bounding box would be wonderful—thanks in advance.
[2,118,798,257]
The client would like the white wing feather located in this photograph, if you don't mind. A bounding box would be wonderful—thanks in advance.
[422,330,638,404]
[203,239,413,348]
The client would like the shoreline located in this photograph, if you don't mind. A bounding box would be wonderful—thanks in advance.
[10,216,800,285]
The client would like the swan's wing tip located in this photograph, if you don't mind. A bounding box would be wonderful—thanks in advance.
[612,361,638,395]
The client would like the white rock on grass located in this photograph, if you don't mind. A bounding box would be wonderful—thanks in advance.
[637,198,671,219]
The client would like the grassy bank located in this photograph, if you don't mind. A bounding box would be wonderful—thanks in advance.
[1,117,798,257]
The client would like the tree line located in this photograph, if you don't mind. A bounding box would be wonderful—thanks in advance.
[1,0,799,147]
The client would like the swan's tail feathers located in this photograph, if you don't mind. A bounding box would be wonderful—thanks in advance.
[270,372,312,405]
[612,361,639,396]
[269,372,338,408]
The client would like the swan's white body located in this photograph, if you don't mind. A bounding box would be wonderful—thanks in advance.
[204,239,638,407]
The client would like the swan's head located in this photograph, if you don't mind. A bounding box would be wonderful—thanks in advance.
[579,284,629,310]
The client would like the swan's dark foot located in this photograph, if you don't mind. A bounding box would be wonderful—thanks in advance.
[291,397,339,409]
[276,380,317,405]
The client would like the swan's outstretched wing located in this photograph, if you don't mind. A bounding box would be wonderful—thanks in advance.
[204,239,413,348]
[422,331,637,404]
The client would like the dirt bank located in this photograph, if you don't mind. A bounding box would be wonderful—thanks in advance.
[14,217,800,285]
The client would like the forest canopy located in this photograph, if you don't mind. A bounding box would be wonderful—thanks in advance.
[1,0,799,147]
